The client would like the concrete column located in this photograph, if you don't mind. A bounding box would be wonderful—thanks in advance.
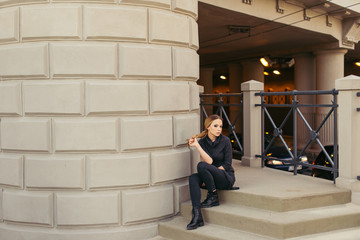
[335,75,360,204]
[315,49,347,146]
[294,53,316,149]
[228,63,242,134]
[0,1,199,239]
[241,80,264,167]
[242,59,264,83]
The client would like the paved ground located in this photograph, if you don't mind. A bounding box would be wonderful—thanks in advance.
[232,159,344,199]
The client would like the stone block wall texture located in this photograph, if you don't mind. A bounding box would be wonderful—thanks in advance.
[0,0,199,239]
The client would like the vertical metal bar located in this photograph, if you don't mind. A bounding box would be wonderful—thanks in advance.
[219,94,223,119]
[333,93,338,183]
[200,94,204,131]
[261,94,265,168]
[293,94,298,175]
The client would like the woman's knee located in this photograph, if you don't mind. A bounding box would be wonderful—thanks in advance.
[197,162,209,173]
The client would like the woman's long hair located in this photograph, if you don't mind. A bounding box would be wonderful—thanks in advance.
[187,114,223,145]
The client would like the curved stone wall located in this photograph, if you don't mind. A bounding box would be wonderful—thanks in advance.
[0,0,199,239]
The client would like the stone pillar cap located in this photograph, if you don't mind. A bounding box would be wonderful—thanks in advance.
[335,75,360,90]
[241,80,264,91]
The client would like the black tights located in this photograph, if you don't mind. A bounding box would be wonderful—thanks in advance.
[189,162,231,208]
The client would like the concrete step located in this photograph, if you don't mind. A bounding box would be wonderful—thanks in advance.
[210,186,351,212]
[231,162,352,212]
[146,236,171,240]
[158,216,276,240]
[180,201,360,239]
[287,227,360,240]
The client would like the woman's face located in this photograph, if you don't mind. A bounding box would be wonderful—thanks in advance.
[207,119,223,138]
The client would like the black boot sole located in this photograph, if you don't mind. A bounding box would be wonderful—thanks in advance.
[201,202,219,208]
[186,221,204,230]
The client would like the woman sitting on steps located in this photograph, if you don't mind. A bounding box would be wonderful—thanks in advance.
[186,114,236,230]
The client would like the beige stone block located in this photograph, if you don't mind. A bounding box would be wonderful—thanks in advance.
[3,190,53,226]
[0,118,51,152]
[0,189,2,221]
[189,17,199,49]
[25,155,85,189]
[0,0,48,7]
[119,44,172,79]
[0,7,19,43]
[190,147,200,173]
[172,0,198,18]
[122,185,173,224]
[119,0,171,9]
[53,118,119,152]
[50,43,117,78]
[56,192,119,226]
[0,154,23,188]
[189,81,200,110]
[173,113,199,147]
[86,80,148,115]
[21,5,81,41]
[23,81,84,116]
[0,81,22,116]
[174,180,190,214]
[53,0,115,2]
[120,116,173,151]
[150,81,189,113]
[87,153,150,189]
[151,148,190,184]
[85,6,146,42]
[173,47,199,80]
[0,43,49,79]
[149,9,189,46]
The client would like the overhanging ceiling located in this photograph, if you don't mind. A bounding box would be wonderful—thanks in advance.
[198,1,360,66]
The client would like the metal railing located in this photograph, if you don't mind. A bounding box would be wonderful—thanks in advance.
[255,89,339,183]
[199,93,243,156]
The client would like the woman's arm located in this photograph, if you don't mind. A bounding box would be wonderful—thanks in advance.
[189,137,213,165]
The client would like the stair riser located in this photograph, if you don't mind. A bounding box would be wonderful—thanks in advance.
[181,203,360,239]
[159,224,221,240]
[217,190,351,212]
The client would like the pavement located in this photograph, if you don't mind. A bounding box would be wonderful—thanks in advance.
[231,159,343,199]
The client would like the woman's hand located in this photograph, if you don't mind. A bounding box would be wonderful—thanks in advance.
[189,137,213,165]
[218,166,225,170]
[189,137,200,148]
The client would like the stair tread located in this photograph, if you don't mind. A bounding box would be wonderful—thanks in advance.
[159,216,276,240]
[287,227,360,240]
[222,202,360,224]
[217,162,351,211]
[182,201,360,224]
[232,161,348,199]
[147,236,171,240]
[180,201,360,239]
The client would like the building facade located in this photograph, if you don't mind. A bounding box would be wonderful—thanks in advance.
[0,0,200,239]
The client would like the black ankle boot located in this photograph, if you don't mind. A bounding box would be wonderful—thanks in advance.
[201,190,219,208]
[186,207,204,230]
